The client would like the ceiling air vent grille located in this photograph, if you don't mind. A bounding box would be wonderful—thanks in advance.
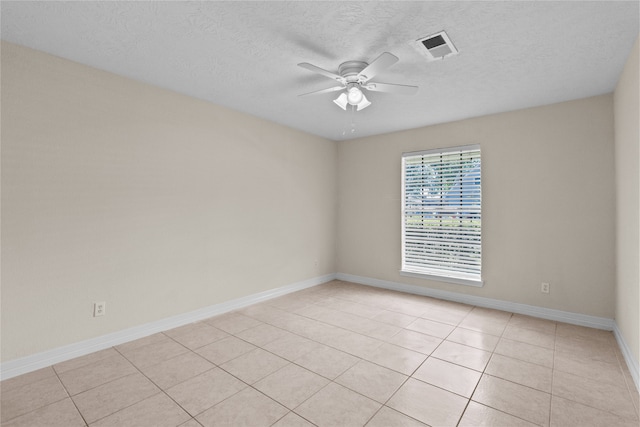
[413,30,458,61]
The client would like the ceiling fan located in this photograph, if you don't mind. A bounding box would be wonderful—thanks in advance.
[298,52,418,111]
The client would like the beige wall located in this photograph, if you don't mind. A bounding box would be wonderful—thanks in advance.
[614,36,639,364]
[338,95,616,318]
[1,42,337,362]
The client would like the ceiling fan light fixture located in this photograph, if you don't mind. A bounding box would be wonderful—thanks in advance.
[333,93,348,110]
[334,88,371,111]
[347,86,363,105]
[356,93,371,111]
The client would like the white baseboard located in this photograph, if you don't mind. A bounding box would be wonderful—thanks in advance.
[337,272,615,329]
[0,273,336,381]
[613,323,640,392]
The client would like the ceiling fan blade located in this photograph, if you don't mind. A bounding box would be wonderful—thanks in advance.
[363,82,419,95]
[298,63,346,84]
[357,52,399,83]
[299,86,345,97]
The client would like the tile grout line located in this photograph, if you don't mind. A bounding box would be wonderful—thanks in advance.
[55,374,91,427]
[251,293,556,425]
[455,313,508,427]
[231,301,429,425]
[166,324,346,426]
[96,341,192,425]
[550,327,639,422]
[113,334,244,425]
[549,324,557,427]
[125,333,263,424]
[0,372,87,426]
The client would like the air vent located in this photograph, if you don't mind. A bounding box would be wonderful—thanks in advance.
[413,30,458,61]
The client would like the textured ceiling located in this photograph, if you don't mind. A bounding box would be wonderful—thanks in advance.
[1,1,638,141]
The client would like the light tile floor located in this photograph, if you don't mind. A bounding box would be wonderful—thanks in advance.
[2,280,639,426]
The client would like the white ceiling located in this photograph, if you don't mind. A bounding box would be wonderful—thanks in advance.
[2,1,638,141]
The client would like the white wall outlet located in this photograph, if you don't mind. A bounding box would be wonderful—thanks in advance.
[541,283,550,294]
[93,301,106,317]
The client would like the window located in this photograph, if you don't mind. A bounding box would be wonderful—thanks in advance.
[401,145,482,286]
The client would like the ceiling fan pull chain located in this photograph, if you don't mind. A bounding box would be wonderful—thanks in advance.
[341,105,350,136]
[351,104,356,133]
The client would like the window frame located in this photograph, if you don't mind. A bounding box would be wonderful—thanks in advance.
[400,144,483,287]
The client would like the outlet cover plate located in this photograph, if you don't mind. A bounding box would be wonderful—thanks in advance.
[93,302,106,317]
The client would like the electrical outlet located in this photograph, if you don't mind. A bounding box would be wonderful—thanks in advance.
[93,301,106,317]
[541,283,550,294]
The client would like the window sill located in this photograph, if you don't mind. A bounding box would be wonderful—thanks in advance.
[400,269,484,287]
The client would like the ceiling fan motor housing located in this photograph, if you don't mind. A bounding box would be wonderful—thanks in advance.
[338,61,369,83]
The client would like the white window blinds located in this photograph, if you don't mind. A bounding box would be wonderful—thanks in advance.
[401,145,482,285]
